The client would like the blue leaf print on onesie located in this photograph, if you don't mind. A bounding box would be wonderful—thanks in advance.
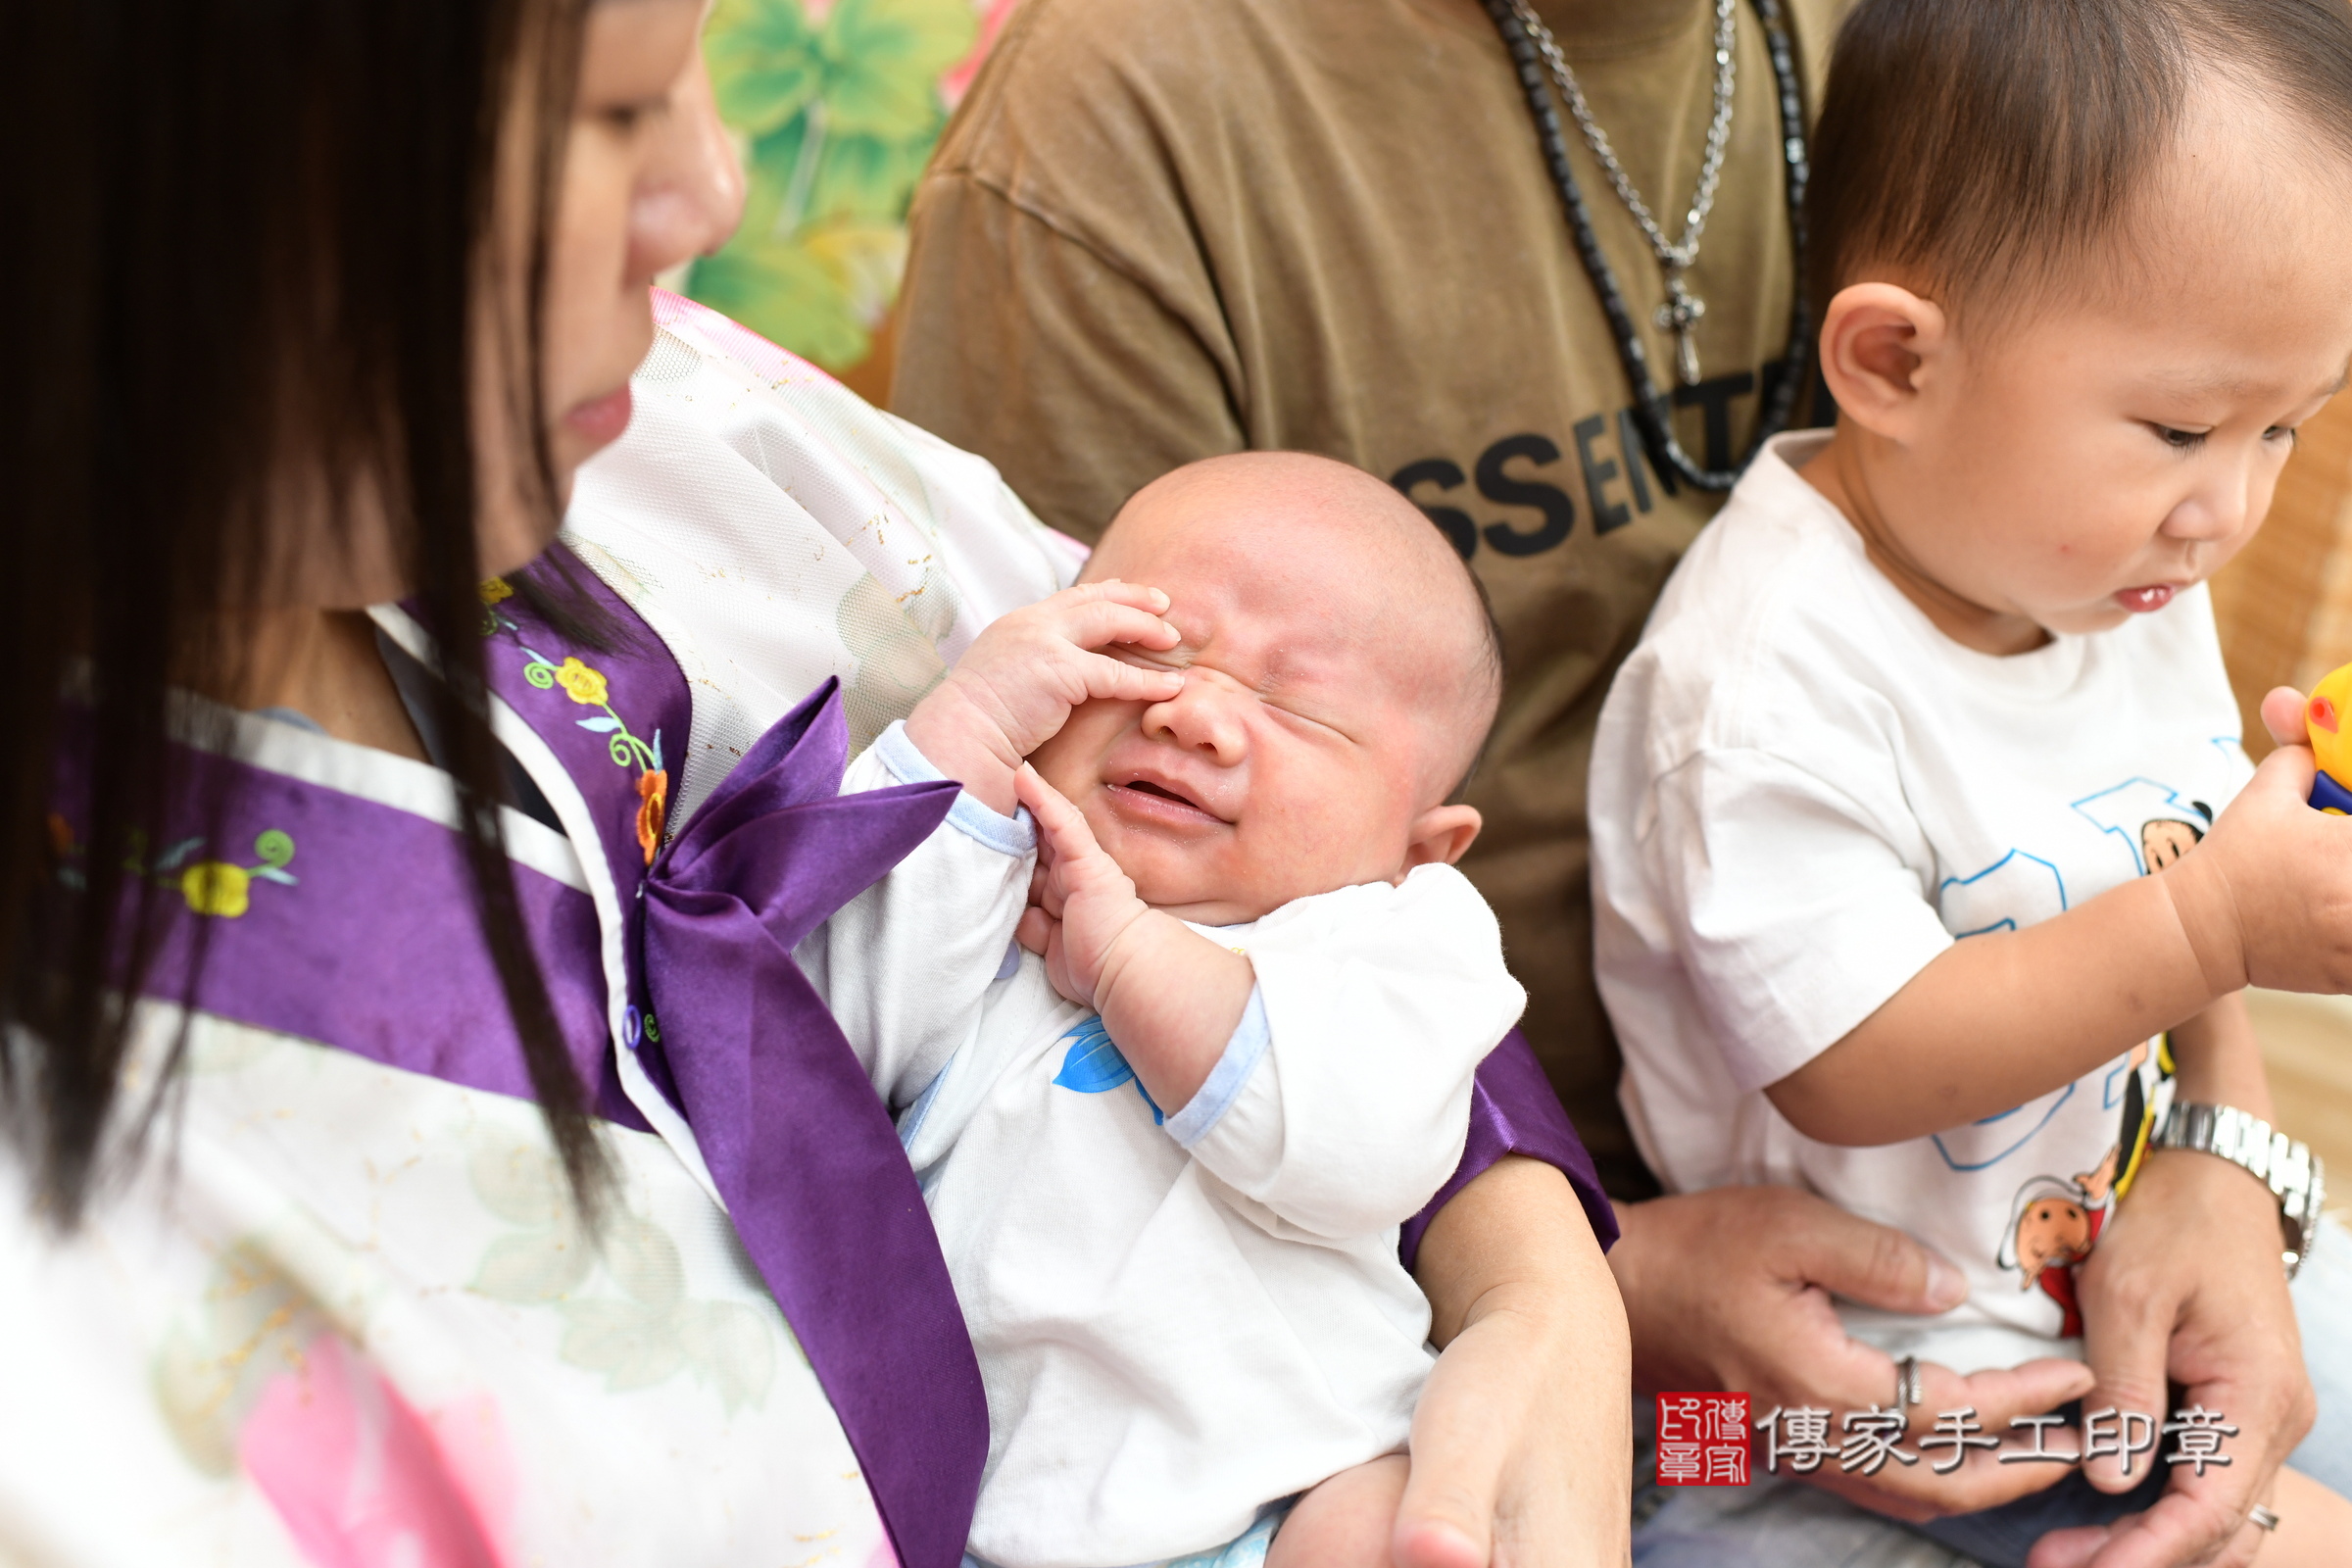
[1052,1015,1164,1125]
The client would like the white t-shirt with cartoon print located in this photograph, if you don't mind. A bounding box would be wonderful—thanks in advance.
[1590,431,2252,1374]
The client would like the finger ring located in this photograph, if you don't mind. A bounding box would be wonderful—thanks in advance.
[2248,1503,2281,1532]
[1893,1354,1922,1409]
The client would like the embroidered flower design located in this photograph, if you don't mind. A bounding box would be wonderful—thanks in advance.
[180,861,251,918]
[554,658,610,708]
[172,830,299,918]
[478,577,514,606]
[490,603,666,861]
[635,769,669,865]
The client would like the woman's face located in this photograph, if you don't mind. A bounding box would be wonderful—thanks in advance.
[474,0,743,576]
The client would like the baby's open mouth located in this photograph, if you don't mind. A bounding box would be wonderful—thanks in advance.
[1109,774,1230,824]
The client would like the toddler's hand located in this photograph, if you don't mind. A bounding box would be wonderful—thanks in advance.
[1013,763,1153,1010]
[905,581,1182,815]
[2164,684,2352,995]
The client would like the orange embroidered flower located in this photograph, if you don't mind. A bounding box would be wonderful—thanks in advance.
[554,657,609,707]
[46,813,73,857]
[635,769,669,865]
[478,577,514,606]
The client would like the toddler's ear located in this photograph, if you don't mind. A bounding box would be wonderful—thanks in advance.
[1818,280,1950,439]
[1398,804,1483,880]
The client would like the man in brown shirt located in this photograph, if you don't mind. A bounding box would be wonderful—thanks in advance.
[892,1,2325,1558]
[893,0,1825,1200]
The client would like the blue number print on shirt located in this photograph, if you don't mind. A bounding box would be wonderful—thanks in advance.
[1052,1015,1165,1125]
[1936,849,2068,939]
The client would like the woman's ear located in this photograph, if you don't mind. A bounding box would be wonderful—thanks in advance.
[1396,804,1483,880]
[1817,281,1950,440]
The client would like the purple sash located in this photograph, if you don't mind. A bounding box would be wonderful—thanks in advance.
[83,549,1612,1568]
[73,568,985,1568]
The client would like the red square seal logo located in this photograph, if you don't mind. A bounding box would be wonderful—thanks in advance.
[1655,1392,1751,1486]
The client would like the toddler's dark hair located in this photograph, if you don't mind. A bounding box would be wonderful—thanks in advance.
[1806,0,2352,328]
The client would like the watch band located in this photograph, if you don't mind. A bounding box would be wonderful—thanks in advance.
[2152,1102,2326,1279]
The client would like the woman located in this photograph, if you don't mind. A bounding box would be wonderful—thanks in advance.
[890,0,2351,1563]
[0,2,1618,1562]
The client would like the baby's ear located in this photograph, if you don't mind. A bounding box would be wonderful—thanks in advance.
[1817,280,1949,437]
[1397,804,1483,879]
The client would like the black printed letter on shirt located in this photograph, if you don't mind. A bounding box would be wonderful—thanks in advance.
[1475,433,1575,557]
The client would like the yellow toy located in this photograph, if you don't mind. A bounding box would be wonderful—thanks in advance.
[2305,662,2352,813]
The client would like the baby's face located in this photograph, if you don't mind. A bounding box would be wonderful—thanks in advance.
[1028,474,1483,927]
[1871,95,2352,639]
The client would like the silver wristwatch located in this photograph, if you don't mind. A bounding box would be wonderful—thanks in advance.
[2152,1102,2327,1280]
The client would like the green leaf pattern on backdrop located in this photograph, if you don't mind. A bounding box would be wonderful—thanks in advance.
[694,0,978,369]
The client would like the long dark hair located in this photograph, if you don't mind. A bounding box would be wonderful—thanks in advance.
[0,0,609,1223]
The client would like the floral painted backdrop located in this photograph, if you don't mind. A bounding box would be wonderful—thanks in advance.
[689,0,1021,378]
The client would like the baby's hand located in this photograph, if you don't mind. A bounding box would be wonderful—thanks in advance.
[1012,762,1153,1010]
[1014,763,1254,1110]
[904,582,1182,816]
[2166,683,2352,995]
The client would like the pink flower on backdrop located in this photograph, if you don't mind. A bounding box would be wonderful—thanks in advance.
[940,0,1023,107]
[239,1335,515,1568]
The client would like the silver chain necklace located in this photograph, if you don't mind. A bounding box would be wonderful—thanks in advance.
[1505,0,1738,386]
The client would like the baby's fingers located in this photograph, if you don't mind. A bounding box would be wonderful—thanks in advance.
[1015,906,1054,956]
[1015,763,1104,861]
[2260,684,2310,749]
[1056,600,1183,661]
[1075,649,1184,707]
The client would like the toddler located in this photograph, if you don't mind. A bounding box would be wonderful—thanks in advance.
[800,453,1541,1568]
[1592,0,2352,1562]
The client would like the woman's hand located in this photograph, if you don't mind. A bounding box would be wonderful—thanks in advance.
[1402,1156,1632,1568]
[1609,1186,2098,1522]
[2024,1148,2312,1568]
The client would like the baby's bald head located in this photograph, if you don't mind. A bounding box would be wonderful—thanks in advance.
[1083,451,1502,804]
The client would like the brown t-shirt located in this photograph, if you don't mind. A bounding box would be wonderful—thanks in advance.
[891,0,1844,1198]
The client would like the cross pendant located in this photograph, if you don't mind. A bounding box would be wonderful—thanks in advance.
[1655,276,1707,386]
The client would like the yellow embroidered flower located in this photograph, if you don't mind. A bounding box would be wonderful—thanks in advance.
[478,577,514,606]
[181,861,251,918]
[554,657,609,707]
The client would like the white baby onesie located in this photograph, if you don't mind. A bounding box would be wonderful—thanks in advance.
[1591,430,2250,1376]
[796,722,1527,1568]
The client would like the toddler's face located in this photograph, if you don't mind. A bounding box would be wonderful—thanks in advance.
[1859,104,2352,641]
[1027,477,1485,927]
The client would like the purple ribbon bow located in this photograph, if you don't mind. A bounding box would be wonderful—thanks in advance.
[635,679,984,1568]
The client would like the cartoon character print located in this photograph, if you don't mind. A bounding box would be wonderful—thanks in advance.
[1992,803,2193,1331]
[1999,1144,2119,1336]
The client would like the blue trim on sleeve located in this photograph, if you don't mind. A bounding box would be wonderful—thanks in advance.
[870,719,1036,857]
[1165,987,1271,1150]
